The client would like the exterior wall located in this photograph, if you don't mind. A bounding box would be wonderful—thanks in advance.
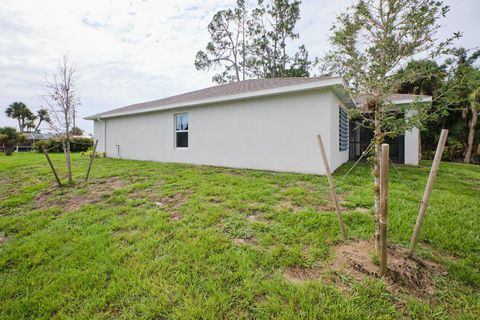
[404,127,419,165]
[93,120,106,153]
[95,89,349,175]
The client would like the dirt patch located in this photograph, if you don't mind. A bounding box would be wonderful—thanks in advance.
[247,211,265,222]
[233,236,258,247]
[353,207,370,213]
[283,265,323,283]
[170,212,182,221]
[154,193,189,209]
[207,197,223,204]
[34,177,125,212]
[274,199,347,213]
[333,240,446,296]
[0,234,8,245]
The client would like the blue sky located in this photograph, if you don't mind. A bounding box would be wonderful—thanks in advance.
[1,0,479,134]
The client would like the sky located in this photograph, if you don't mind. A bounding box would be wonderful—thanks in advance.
[1,0,479,134]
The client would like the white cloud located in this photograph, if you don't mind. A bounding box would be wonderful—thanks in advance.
[0,0,478,134]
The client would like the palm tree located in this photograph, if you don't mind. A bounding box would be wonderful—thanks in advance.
[34,108,51,132]
[465,86,480,163]
[5,102,36,132]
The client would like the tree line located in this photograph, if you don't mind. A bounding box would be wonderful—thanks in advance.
[196,0,479,165]
[194,0,316,84]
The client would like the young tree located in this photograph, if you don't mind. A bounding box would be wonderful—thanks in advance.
[195,0,249,83]
[5,102,36,132]
[34,108,51,133]
[322,0,457,250]
[43,55,80,184]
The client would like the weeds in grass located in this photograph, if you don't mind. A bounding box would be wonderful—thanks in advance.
[0,153,479,319]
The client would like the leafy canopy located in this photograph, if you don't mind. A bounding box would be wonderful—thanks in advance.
[195,0,315,84]
[323,0,459,137]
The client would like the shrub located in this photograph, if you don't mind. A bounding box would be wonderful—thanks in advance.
[32,137,93,153]
[80,150,105,158]
[70,137,93,152]
[0,127,26,155]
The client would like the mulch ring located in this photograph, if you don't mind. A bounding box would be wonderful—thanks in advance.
[34,177,125,212]
[332,240,447,297]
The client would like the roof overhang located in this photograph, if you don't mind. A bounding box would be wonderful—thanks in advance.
[85,77,355,120]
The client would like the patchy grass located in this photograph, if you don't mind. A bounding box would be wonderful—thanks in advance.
[0,152,479,319]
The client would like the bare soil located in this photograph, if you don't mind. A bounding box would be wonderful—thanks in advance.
[169,212,182,221]
[332,240,446,296]
[34,177,125,211]
[233,236,258,247]
[283,265,323,283]
[153,192,189,209]
[0,234,8,245]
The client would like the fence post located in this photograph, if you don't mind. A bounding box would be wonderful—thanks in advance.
[409,129,448,253]
[316,134,347,240]
[43,147,62,187]
[379,143,389,276]
[85,139,99,182]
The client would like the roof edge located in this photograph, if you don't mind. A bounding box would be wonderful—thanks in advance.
[85,77,347,120]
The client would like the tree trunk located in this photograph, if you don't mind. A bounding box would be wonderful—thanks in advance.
[63,139,73,184]
[34,119,43,133]
[464,106,478,163]
[374,109,382,252]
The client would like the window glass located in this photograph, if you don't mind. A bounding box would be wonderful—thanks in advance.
[175,114,188,148]
[176,132,188,148]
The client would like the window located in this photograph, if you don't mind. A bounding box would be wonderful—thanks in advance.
[339,107,348,151]
[175,113,188,148]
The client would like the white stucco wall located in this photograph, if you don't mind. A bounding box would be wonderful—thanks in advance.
[93,120,106,153]
[93,89,349,175]
[404,127,419,165]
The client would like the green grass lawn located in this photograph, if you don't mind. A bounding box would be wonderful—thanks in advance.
[0,152,479,319]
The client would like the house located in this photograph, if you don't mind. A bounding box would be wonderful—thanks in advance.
[85,77,428,175]
[15,132,55,152]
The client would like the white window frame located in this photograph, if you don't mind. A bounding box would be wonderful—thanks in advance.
[174,113,189,149]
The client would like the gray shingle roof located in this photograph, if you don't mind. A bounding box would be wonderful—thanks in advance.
[89,76,337,119]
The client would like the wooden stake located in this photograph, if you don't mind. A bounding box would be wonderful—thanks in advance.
[379,143,389,276]
[43,147,62,187]
[85,139,98,182]
[409,129,448,253]
[316,134,346,240]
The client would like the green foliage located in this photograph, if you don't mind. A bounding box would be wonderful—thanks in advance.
[195,0,249,83]
[80,150,105,158]
[0,153,479,318]
[34,108,51,132]
[0,127,26,154]
[195,0,315,83]
[70,126,84,136]
[5,102,36,133]
[32,137,93,153]
[406,48,480,163]
[322,0,458,138]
